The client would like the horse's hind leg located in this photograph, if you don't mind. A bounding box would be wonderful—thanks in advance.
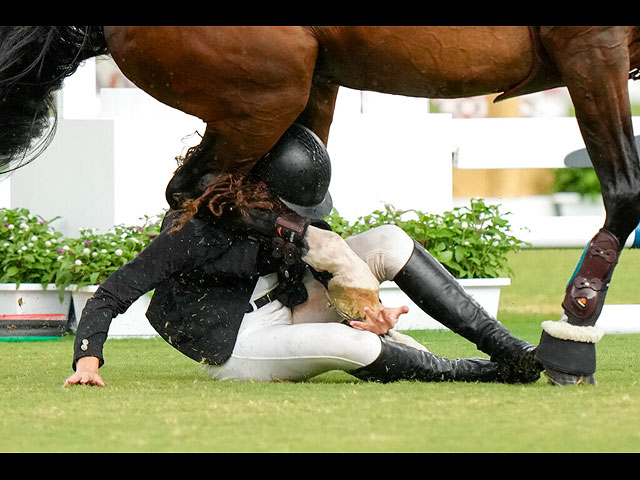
[294,81,340,145]
[535,27,640,384]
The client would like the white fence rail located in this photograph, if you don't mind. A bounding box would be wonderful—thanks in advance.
[451,115,640,249]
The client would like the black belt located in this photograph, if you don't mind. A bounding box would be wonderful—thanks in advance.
[245,288,278,313]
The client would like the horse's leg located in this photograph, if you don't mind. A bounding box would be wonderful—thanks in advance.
[161,30,328,208]
[295,81,340,145]
[294,82,387,320]
[536,27,640,385]
[165,79,340,208]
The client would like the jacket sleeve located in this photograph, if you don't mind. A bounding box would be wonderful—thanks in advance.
[72,216,232,370]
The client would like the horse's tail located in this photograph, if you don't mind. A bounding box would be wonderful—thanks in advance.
[0,26,109,174]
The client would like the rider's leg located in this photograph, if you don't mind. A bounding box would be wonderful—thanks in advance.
[202,267,509,383]
[204,299,507,383]
[346,225,542,383]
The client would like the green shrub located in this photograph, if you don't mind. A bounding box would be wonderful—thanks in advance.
[325,198,527,279]
[551,168,601,199]
[0,208,162,296]
[0,208,65,287]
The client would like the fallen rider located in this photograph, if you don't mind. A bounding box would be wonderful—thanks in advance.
[64,124,543,386]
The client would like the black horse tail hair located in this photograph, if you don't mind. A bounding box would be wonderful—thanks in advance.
[0,26,109,174]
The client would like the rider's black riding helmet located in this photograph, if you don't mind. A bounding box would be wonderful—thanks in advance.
[249,123,333,220]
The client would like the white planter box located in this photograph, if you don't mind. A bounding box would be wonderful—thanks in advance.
[0,283,71,316]
[0,283,71,337]
[380,278,511,330]
[71,286,157,338]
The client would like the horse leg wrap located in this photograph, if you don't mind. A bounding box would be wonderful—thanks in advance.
[535,229,621,381]
[535,317,602,383]
[562,229,621,327]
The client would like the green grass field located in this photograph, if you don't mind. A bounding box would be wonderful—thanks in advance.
[1,249,640,453]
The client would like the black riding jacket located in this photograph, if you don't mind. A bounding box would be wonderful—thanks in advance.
[72,210,317,370]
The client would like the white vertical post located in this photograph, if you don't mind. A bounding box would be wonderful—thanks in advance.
[57,57,97,119]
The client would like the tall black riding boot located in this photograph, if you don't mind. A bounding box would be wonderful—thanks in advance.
[351,335,515,383]
[393,240,542,383]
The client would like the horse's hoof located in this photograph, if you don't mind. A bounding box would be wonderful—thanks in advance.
[544,367,596,386]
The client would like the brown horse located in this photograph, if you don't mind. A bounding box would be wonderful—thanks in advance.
[1,26,639,385]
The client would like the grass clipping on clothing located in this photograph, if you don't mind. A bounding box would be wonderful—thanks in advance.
[1,249,640,453]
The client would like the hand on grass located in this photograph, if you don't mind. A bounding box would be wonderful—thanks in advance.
[349,304,409,336]
[63,356,105,387]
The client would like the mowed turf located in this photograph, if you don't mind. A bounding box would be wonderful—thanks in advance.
[1,249,639,452]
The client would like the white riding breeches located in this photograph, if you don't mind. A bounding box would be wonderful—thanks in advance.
[202,225,420,382]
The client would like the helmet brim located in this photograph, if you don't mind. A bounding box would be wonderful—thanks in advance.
[281,191,333,220]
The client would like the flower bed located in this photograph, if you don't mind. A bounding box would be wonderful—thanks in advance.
[0,208,162,337]
[0,208,64,287]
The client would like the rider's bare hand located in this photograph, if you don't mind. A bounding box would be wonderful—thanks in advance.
[63,356,105,387]
[349,305,409,335]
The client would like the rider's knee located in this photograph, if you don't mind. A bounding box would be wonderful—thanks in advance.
[347,224,414,281]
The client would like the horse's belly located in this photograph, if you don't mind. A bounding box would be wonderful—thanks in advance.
[104,26,318,123]
[311,26,536,99]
